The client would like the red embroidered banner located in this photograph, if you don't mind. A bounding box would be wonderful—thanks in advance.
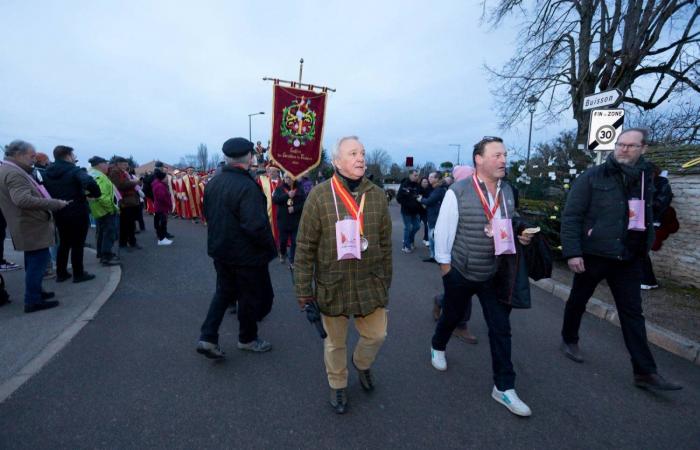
[269,85,327,179]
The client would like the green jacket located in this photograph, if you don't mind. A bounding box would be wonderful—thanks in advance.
[294,177,393,316]
[88,169,119,218]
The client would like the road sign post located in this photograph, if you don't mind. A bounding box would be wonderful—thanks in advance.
[582,89,622,110]
[588,108,625,164]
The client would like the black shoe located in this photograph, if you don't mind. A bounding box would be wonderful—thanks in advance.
[352,358,374,392]
[41,291,55,300]
[560,341,584,363]
[634,373,682,391]
[56,272,72,283]
[73,273,96,283]
[24,300,60,313]
[130,243,143,250]
[329,388,348,414]
[0,297,12,307]
[422,257,437,263]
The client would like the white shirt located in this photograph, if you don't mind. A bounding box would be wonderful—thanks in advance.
[434,177,502,264]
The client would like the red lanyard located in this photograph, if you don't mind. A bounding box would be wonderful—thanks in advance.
[331,175,366,235]
[471,174,500,220]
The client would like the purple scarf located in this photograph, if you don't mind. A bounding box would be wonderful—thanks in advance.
[1,160,52,199]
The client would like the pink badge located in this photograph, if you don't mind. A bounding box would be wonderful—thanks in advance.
[335,219,362,260]
[627,171,646,231]
[492,217,516,255]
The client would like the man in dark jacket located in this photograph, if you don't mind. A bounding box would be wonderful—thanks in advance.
[420,171,447,262]
[43,145,101,283]
[430,137,534,417]
[396,170,422,253]
[196,137,277,359]
[272,173,305,268]
[560,128,681,391]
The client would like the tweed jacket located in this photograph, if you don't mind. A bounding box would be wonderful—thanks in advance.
[294,176,393,317]
[0,160,65,251]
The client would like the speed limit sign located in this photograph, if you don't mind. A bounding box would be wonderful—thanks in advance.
[588,109,624,151]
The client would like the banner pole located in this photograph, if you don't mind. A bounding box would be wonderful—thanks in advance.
[299,58,304,84]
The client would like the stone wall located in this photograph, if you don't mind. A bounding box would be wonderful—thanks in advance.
[650,174,700,288]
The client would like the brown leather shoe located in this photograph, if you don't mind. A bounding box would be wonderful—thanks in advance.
[634,373,682,391]
[453,326,478,344]
[432,295,441,321]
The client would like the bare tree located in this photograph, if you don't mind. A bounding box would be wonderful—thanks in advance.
[484,0,699,145]
[178,154,199,169]
[629,103,700,144]
[420,161,437,176]
[366,148,392,175]
[196,143,208,170]
[208,152,222,169]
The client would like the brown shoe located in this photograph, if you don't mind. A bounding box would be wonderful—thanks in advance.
[432,295,441,321]
[453,326,478,344]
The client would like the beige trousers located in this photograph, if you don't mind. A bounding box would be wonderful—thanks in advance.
[321,308,388,389]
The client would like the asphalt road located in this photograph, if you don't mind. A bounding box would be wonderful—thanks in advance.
[1,204,698,449]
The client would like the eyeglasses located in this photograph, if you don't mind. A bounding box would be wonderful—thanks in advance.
[615,143,643,150]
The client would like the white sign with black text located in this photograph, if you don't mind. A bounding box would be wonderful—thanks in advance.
[588,109,625,151]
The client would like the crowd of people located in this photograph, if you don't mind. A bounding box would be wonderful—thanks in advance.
[194,130,681,418]
[1,129,683,417]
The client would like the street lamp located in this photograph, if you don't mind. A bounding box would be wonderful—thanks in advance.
[449,144,461,165]
[248,111,265,142]
[525,95,538,168]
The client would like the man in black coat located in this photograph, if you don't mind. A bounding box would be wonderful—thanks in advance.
[396,170,422,253]
[560,128,681,391]
[43,145,101,283]
[196,137,277,359]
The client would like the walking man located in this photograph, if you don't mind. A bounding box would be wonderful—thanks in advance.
[196,138,277,359]
[560,128,681,391]
[295,136,392,414]
[430,136,534,416]
[0,140,68,312]
[396,169,422,253]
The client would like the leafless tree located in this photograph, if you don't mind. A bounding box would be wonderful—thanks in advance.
[208,153,222,169]
[366,148,392,175]
[483,0,699,145]
[628,102,700,144]
[196,143,208,170]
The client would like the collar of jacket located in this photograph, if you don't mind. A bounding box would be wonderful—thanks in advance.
[222,164,255,179]
[3,157,32,173]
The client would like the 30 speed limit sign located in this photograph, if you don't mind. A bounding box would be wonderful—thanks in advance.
[588,109,624,151]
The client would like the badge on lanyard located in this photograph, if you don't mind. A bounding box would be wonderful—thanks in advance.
[628,171,646,231]
[331,176,367,260]
[472,175,516,255]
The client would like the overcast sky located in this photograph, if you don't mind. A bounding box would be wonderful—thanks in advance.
[0,0,576,168]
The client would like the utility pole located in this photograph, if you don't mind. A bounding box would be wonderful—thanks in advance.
[449,144,461,165]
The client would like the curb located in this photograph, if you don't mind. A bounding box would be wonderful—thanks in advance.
[0,254,122,404]
[530,277,700,366]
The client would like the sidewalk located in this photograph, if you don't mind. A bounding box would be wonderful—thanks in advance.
[0,240,121,402]
[531,261,700,366]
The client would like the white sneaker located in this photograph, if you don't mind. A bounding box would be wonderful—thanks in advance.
[640,284,658,290]
[430,347,447,371]
[158,238,173,246]
[423,240,429,247]
[401,246,412,254]
[491,386,532,417]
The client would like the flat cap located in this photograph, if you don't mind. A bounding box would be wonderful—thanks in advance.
[88,156,108,166]
[222,137,254,157]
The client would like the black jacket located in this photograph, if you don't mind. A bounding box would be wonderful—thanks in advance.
[272,182,305,231]
[652,175,673,223]
[203,166,276,266]
[561,155,654,261]
[396,179,422,215]
[43,159,101,220]
[420,184,447,228]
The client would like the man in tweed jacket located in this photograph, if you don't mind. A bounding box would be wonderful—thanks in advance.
[295,136,392,414]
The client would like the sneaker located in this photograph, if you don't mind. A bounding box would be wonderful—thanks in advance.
[329,388,348,414]
[73,272,96,283]
[431,347,447,371]
[237,338,272,353]
[640,284,659,290]
[423,240,429,247]
[0,261,22,272]
[401,246,412,254]
[158,238,173,246]
[352,357,374,392]
[279,255,286,264]
[491,386,532,417]
[196,340,225,359]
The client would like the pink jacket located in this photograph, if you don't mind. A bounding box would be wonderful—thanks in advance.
[152,179,172,214]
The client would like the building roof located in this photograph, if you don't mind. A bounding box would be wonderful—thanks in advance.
[645,145,700,175]
[134,160,175,175]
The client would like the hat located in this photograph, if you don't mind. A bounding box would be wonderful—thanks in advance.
[222,137,254,157]
[88,156,108,166]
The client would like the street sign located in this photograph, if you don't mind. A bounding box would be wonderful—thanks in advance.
[582,89,622,110]
[588,108,624,151]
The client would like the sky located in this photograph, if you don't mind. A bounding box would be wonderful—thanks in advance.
[0,0,578,168]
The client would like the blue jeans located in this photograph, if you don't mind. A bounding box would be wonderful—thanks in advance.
[428,227,435,258]
[24,248,50,305]
[96,214,118,260]
[401,213,421,249]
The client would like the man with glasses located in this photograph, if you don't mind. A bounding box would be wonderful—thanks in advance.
[560,128,682,391]
[430,136,534,416]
